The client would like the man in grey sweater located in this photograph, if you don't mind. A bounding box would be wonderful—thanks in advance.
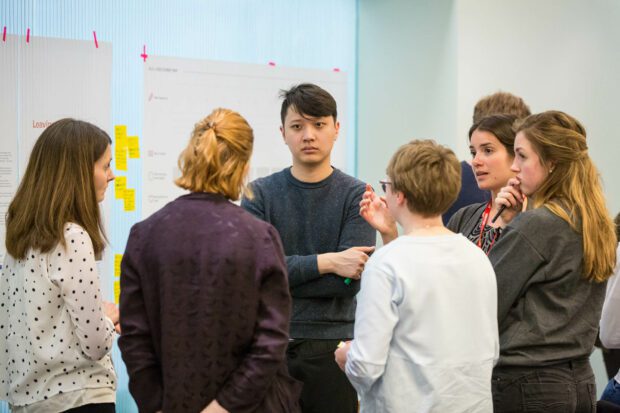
[242,83,375,413]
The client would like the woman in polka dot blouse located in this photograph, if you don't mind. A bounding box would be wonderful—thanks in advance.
[1,119,118,413]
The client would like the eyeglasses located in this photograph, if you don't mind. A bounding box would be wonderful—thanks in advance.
[379,180,392,193]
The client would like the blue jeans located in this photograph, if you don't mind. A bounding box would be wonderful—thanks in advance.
[601,378,620,405]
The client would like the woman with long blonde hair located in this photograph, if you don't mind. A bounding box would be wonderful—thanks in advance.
[491,110,616,413]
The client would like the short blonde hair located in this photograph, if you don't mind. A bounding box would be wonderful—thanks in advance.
[175,108,253,200]
[386,139,461,217]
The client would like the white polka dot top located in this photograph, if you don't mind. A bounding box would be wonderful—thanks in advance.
[0,223,117,407]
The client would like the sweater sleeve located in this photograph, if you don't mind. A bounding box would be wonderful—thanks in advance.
[242,186,322,288]
[118,224,163,413]
[488,223,546,326]
[345,263,398,394]
[243,181,376,292]
[289,183,376,297]
[49,226,115,361]
[600,244,620,349]
[216,225,292,412]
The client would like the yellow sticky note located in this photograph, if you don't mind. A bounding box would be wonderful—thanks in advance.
[115,138,127,171]
[114,125,127,140]
[114,254,123,277]
[114,176,127,199]
[115,126,128,171]
[114,280,121,304]
[128,136,140,159]
[123,188,135,212]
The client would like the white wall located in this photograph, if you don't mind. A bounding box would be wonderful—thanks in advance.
[357,0,458,185]
[456,0,620,214]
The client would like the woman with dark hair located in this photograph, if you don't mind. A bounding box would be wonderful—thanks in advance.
[490,111,616,412]
[119,108,301,413]
[0,119,118,412]
[361,113,518,257]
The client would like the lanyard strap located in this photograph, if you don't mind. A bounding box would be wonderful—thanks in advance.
[478,201,499,255]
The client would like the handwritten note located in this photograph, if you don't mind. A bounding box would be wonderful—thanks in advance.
[123,188,135,212]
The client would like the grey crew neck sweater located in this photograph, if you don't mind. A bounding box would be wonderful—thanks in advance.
[242,167,376,339]
[488,207,606,367]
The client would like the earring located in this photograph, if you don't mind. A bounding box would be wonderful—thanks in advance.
[549,168,554,174]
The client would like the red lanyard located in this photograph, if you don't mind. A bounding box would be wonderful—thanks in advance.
[478,201,499,255]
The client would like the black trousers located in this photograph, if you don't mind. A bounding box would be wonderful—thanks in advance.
[492,359,596,413]
[63,403,115,413]
[287,339,357,413]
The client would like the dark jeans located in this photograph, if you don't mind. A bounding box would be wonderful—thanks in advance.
[601,378,620,405]
[287,339,357,413]
[492,359,596,413]
[63,403,115,413]
[604,349,620,380]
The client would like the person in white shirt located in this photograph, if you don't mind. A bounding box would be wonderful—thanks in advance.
[0,119,118,413]
[335,139,499,413]
[600,212,620,406]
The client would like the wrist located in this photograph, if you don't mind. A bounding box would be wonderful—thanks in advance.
[317,252,334,275]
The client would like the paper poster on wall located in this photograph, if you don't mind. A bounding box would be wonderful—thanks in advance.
[142,56,348,218]
[0,35,112,280]
[0,37,19,265]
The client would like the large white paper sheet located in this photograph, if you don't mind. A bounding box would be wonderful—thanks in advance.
[142,57,348,218]
[0,36,112,283]
[0,37,18,265]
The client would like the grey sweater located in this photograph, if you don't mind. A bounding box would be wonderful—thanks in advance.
[446,202,487,240]
[487,207,606,367]
[241,167,376,339]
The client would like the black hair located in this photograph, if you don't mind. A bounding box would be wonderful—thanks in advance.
[279,83,337,124]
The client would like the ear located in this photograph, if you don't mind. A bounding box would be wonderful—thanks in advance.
[280,125,287,145]
[547,160,557,174]
[333,120,340,141]
[396,191,407,207]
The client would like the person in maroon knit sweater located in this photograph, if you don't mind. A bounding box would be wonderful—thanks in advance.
[119,108,301,413]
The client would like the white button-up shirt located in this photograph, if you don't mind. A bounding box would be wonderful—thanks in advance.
[346,234,499,413]
[600,243,620,383]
